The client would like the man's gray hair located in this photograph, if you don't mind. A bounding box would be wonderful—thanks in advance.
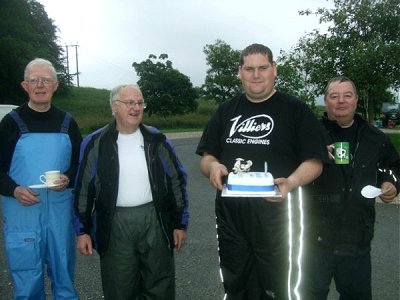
[24,58,57,80]
[109,84,142,115]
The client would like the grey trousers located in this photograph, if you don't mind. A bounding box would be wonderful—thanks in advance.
[100,202,175,300]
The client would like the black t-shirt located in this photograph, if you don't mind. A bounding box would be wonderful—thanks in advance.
[196,92,327,179]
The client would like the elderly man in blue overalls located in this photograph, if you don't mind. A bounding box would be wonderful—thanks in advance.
[0,58,82,299]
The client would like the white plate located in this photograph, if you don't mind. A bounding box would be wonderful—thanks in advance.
[221,185,282,198]
[29,183,61,189]
[361,185,392,199]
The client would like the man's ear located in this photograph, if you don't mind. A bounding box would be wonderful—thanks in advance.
[52,81,60,92]
[21,81,28,93]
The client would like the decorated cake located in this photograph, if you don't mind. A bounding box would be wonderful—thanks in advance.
[225,159,275,195]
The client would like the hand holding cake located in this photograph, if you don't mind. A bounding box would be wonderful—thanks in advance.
[224,158,281,199]
[200,154,228,190]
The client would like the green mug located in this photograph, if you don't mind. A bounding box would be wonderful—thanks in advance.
[334,142,350,164]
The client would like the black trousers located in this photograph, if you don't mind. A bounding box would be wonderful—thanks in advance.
[216,194,302,300]
[302,249,372,300]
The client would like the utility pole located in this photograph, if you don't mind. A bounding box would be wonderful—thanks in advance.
[65,45,70,78]
[65,44,80,87]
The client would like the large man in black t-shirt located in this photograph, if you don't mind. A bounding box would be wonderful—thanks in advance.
[196,43,328,299]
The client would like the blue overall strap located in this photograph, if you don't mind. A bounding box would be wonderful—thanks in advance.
[9,110,29,134]
[60,112,72,133]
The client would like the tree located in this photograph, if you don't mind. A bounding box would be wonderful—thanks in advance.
[132,54,198,117]
[202,40,242,104]
[278,0,400,122]
[276,45,319,110]
[0,0,70,104]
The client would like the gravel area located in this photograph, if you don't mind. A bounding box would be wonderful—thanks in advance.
[0,133,398,300]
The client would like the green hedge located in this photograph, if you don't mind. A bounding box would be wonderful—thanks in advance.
[54,87,399,154]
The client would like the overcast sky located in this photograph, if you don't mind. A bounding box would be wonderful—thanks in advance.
[37,0,332,90]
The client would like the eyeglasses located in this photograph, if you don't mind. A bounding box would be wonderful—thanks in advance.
[26,77,55,86]
[115,99,147,108]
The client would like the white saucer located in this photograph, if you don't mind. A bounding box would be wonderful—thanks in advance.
[29,183,61,189]
[221,185,282,198]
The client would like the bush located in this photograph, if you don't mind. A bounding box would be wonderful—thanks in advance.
[52,88,399,155]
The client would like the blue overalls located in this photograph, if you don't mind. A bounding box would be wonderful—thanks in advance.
[2,111,78,299]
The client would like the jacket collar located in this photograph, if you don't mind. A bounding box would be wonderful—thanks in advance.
[321,112,367,130]
[107,120,166,143]
[139,123,166,143]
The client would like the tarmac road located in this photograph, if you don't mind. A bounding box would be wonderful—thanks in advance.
[0,136,399,299]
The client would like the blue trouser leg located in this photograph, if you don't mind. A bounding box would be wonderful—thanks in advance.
[46,189,78,299]
[3,195,46,300]
[3,189,78,300]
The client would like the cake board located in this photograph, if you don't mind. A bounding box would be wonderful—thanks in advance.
[221,185,282,198]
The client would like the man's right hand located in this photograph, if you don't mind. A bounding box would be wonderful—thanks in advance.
[200,154,228,191]
[77,234,93,255]
[14,186,40,206]
[208,161,228,190]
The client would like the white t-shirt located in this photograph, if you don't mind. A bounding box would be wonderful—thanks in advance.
[116,130,153,207]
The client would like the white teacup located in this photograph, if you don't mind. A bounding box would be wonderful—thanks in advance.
[39,170,61,186]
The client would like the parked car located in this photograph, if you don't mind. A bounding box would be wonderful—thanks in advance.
[0,104,18,121]
[381,104,400,128]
